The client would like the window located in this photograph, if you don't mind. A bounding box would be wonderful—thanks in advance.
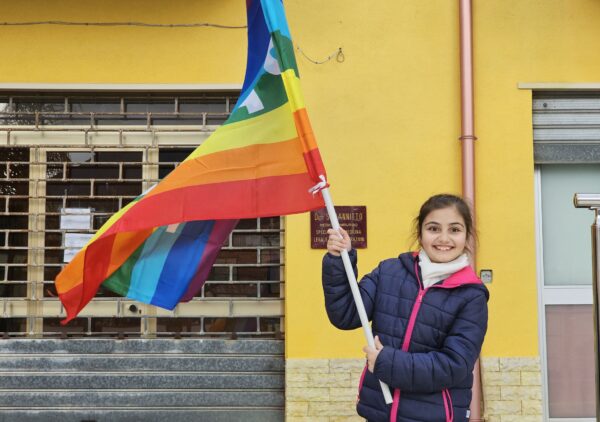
[0,91,284,338]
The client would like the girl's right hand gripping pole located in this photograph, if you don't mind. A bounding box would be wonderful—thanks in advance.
[320,186,393,405]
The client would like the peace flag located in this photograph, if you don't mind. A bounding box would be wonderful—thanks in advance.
[55,0,328,323]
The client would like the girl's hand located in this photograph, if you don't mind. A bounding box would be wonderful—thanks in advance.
[326,227,351,256]
[362,335,384,373]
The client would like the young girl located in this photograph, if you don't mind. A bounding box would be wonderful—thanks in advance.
[323,194,488,422]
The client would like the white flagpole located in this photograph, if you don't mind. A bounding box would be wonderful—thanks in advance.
[320,187,393,405]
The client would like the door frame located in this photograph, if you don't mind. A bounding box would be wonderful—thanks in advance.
[534,165,595,422]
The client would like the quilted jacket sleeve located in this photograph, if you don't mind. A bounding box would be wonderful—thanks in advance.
[322,249,379,330]
[373,289,488,393]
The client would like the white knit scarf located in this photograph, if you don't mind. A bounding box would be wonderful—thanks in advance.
[418,249,470,289]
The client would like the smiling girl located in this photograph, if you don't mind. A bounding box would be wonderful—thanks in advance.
[322,194,489,422]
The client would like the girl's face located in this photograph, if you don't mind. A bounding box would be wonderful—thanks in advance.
[419,206,467,263]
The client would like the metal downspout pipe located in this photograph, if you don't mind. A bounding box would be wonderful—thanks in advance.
[459,0,484,421]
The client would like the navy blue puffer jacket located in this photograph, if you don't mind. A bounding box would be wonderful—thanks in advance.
[322,250,489,422]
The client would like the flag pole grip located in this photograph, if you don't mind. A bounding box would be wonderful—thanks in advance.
[320,187,393,405]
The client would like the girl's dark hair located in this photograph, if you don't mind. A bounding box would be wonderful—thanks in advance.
[413,194,476,252]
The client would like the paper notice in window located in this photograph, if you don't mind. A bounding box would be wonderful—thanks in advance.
[64,233,94,248]
[63,233,94,263]
[60,208,92,230]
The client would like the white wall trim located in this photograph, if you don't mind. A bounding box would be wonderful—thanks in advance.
[548,419,596,422]
[0,83,242,91]
[543,286,594,305]
[518,82,600,90]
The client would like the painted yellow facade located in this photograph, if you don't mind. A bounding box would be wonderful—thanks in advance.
[0,1,246,84]
[2,0,600,419]
[285,0,600,360]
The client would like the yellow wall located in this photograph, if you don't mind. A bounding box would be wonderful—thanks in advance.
[285,1,464,359]
[0,1,246,83]
[473,0,600,356]
[3,0,600,359]
[285,0,600,359]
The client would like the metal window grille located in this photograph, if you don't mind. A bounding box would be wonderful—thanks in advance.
[0,92,284,338]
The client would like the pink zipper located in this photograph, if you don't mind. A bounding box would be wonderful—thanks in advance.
[442,389,454,422]
[390,388,401,419]
[390,261,426,422]
[390,259,454,422]
[357,364,368,402]
[401,288,425,351]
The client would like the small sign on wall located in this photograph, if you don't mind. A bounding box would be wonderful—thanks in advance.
[63,233,94,263]
[311,206,367,249]
[60,208,92,230]
[60,208,93,263]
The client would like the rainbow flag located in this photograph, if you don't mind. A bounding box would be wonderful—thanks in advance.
[55,0,327,323]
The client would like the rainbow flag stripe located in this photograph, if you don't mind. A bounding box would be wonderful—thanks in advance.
[55,0,327,323]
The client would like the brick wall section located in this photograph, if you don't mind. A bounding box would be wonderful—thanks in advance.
[286,357,543,422]
[286,359,365,422]
[481,356,543,422]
